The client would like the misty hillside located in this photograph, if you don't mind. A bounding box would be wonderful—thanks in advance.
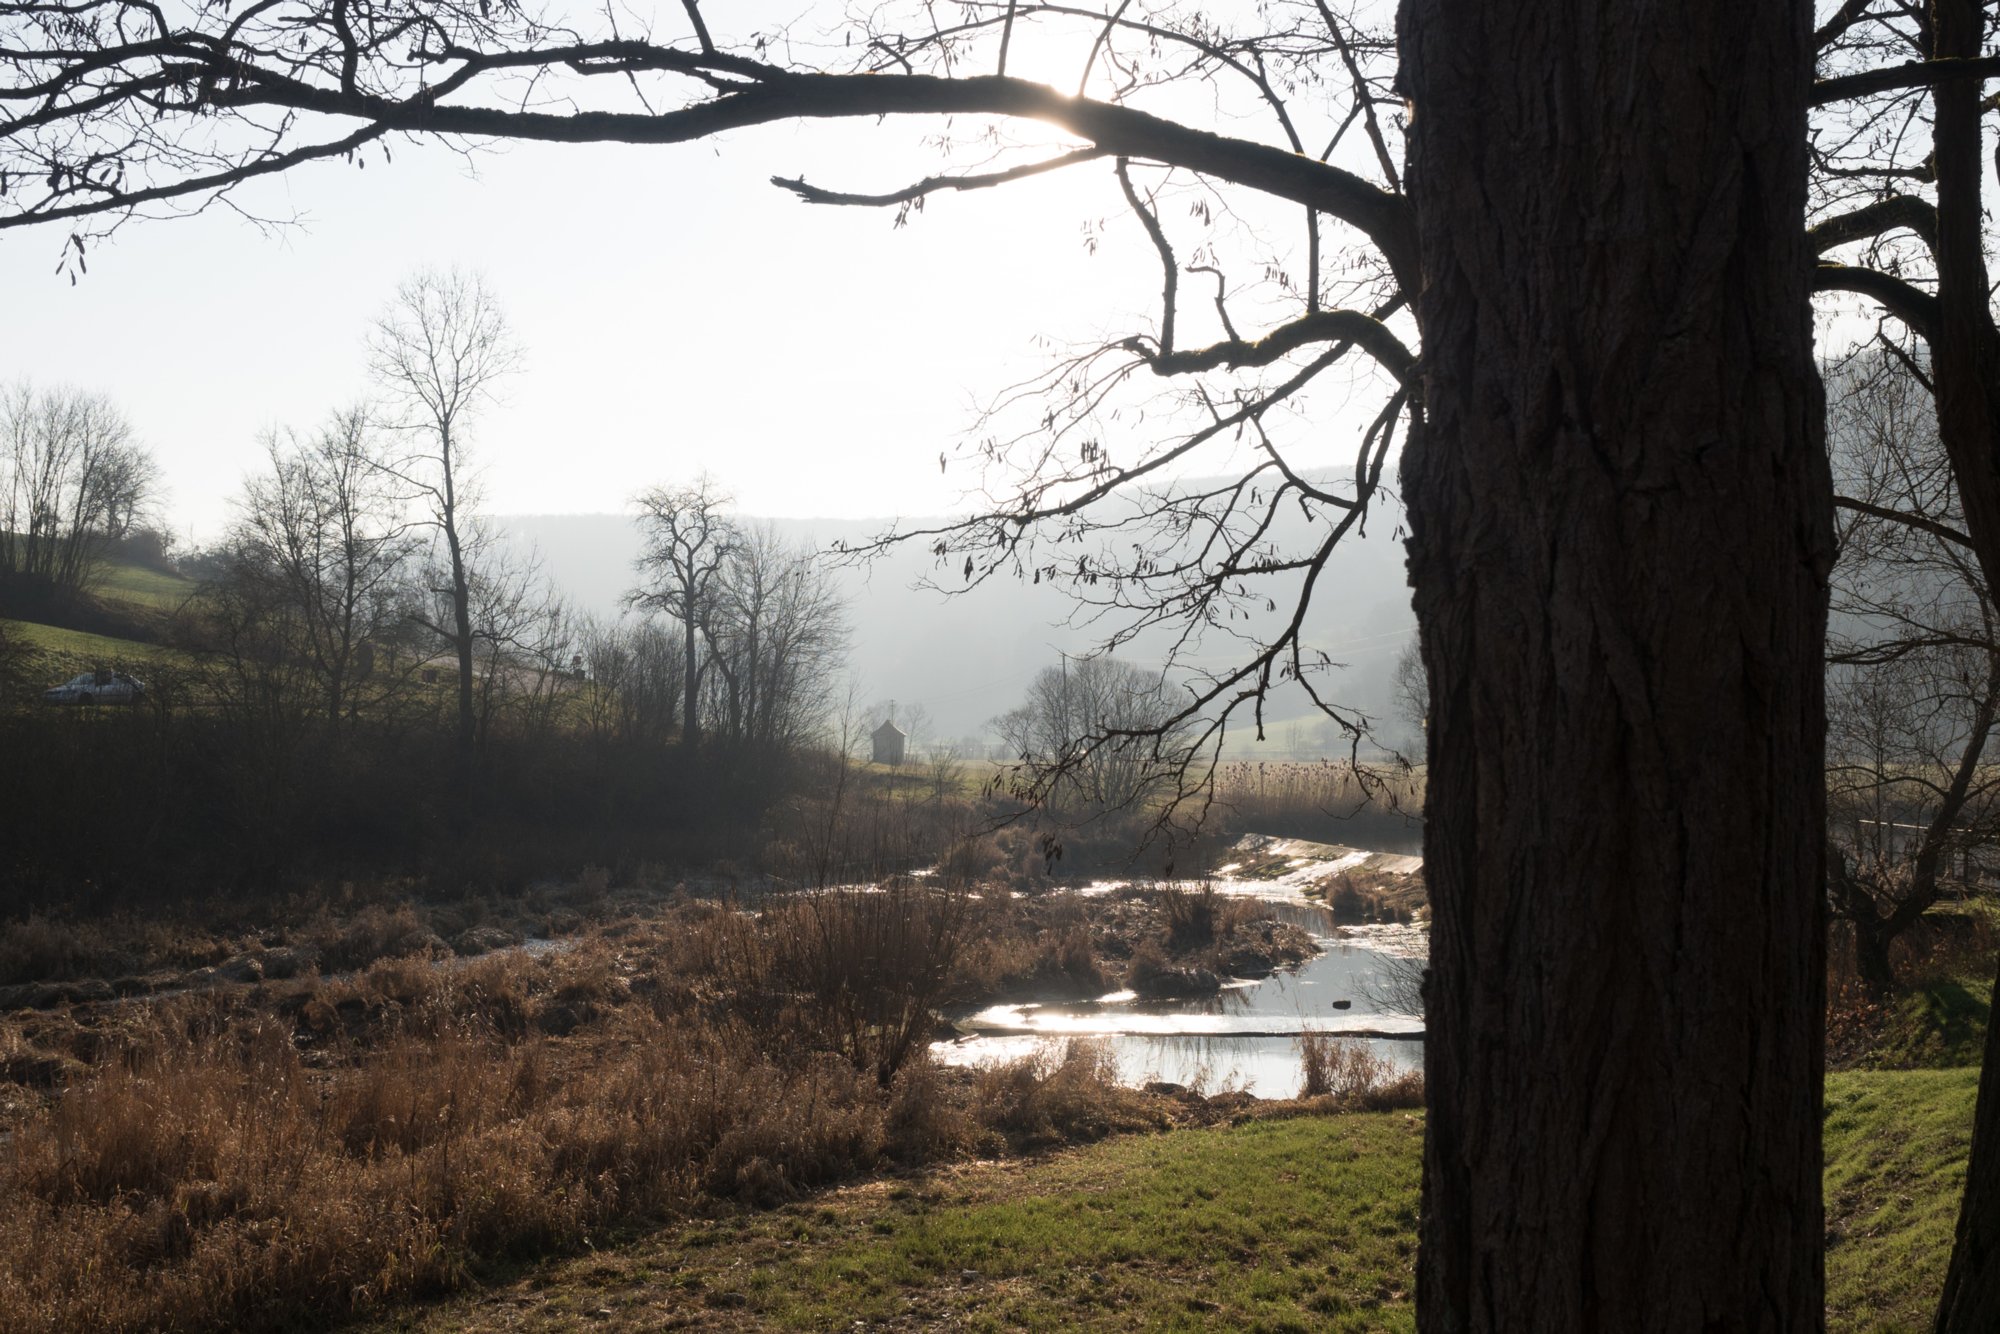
[500,498,1418,753]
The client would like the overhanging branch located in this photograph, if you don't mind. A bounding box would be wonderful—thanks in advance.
[1836,495,1975,551]
[1810,195,1937,255]
[1132,302,1412,383]
[1814,54,2000,106]
[121,52,1418,285]
[1815,261,1940,337]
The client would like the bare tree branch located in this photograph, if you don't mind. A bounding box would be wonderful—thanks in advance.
[773,145,1105,209]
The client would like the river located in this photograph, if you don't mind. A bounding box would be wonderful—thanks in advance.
[930,861,1427,1099]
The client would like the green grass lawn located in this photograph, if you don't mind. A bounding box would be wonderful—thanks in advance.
[3,557,200,683]
[91,559,199,612]
[368,1112,1425,1334]
[366,1067,1974,1334]
[2,617,182,673]
[1826,1068,1981,1334]
[764,1114,1423,1333]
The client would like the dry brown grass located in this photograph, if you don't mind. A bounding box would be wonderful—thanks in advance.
[1159,882,1258,951]
[305,901,444,973]
[745,882,973,1085]
[1323,866,1428,923]
[0,1006,938,1330]
[1296,1030,1424,1108]
[950,891,1112,1002]
[1210,760,1424,846]
[0,898,1177,1334]
[0,912,244,987]
[972,1038,1168,1149]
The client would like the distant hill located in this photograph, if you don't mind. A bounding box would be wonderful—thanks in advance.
[499,495,1418,755]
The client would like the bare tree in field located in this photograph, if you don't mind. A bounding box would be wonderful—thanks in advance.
[0,381,156,600]
[993,655,1191,815]
[367,269,521,785]
[226,408,418,726]
[453,534,571,746]
[1390,641,1426,746]
[708,521,848,752]
[629,476,735,749]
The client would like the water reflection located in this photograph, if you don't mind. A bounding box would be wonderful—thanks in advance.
[933,876,1428,1098]
[935,1031,1420,1099]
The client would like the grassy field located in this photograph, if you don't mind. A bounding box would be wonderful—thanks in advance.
[3,557,200,682]
[1825,1068,1980,1333]
[2,617,183,671]
[1869,973,1994,1070]
[367,1111,1425,1334]
[363,1068,1972,1334]
[90,560,199,612]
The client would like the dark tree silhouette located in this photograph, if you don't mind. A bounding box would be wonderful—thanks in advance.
[367,267,521,787]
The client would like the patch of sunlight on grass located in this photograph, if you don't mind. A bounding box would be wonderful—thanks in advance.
[1824,1068,1980,1334]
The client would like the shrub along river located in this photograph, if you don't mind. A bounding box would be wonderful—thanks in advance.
[931,839,1428,1098]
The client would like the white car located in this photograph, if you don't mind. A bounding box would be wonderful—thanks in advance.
[42,670,146,705]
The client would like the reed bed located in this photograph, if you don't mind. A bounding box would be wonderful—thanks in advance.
[1210,760,1425,850]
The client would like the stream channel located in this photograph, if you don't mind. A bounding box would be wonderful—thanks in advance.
[930,873,1427,1099]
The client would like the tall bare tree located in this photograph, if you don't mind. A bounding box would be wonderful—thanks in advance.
[629,476,736,749]
[451,533,570,746]
[367,269,521,784]
[1808,2,2000,1294]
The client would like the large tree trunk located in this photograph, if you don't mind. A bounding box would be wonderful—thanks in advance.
[1398,2,1831,1329]
[1928,0,2000,596]
[1927,0,2000,1319]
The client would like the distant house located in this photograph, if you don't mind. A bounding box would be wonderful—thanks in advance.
[871,718,907,766]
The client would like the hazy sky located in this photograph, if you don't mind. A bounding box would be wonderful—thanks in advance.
[3,121,1171,540]
[0,0,1433,555]
[0,4,1882,552]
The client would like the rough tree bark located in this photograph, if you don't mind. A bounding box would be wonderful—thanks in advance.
[1921,0,2000,1323]
[1399,1,1832,1329]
